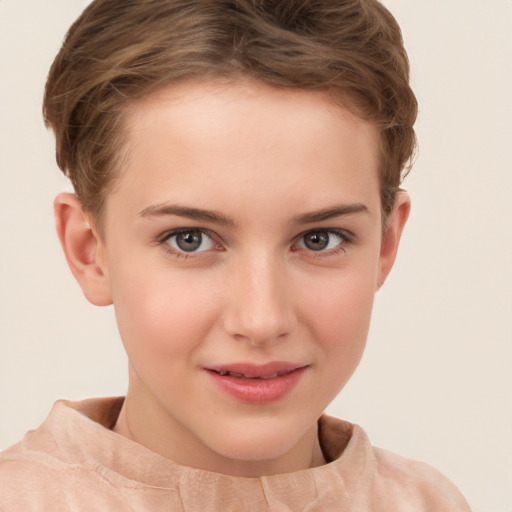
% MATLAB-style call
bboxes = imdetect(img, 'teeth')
[215,370,287,379]
[261,372,279,380]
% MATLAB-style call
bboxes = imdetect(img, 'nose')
[222,252,296,346]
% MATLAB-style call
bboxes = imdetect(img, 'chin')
[202,414,316,468]
[217,434,292,461]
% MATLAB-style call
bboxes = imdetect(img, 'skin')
[55,80,409,478]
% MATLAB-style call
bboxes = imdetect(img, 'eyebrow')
[138,203,236,226]
[138,202,369,226]
[292,203,370,224]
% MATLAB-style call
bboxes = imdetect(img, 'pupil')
[176,231,202,251]
[305,232,329,251]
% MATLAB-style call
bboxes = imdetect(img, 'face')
[70,80,408,476]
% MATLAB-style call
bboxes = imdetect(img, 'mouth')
[206,362,306,380]
[204,362,308,404]
[210,369,291,380]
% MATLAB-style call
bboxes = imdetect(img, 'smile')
[205,362,308,404]
[212,370,289,380]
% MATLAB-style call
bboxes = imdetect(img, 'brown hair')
[44,0,417,223]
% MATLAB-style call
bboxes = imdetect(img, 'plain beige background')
[0,1,511,510]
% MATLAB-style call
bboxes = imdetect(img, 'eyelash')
[293,228,353,256]
[157,228,221,259]
[157,227,354,259]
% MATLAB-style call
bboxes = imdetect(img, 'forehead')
[125,79,377,154]
[108,80,381,223]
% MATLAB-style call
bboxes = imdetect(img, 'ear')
[54,193,113,306]
[376,191,411,289]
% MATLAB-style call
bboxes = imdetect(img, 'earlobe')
[376,192,411,290]
[54,193,113,306]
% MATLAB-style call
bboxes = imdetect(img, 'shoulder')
[371,444,471,511]
[0,437,75,511]
[0,428,135,512]
[0,397,127,511]
[319,415,471,511]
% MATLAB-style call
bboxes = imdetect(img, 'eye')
[163,229,217,253]
[296,230,347,252]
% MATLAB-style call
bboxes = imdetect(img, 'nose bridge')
[224,249,295,345]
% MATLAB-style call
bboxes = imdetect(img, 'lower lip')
[206,367,307,405]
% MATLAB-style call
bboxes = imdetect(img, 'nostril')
[227,320,294,346]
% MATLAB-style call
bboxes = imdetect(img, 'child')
[0,0,471,510]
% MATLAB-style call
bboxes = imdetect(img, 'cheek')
[109,262,220,365]
[301,263,377,379]
[315,283,374,350]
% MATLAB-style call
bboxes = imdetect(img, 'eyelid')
[159,227,203,241]
[157,227,223,257]
[155,226,354,259]
[293,227,354,253]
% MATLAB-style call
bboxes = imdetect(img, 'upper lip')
[205,362,307,379]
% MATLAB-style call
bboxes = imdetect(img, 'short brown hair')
[44,0,417,223]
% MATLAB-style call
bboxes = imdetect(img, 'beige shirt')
[0,397,471,511]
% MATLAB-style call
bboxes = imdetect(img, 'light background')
[0,1,510,510]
